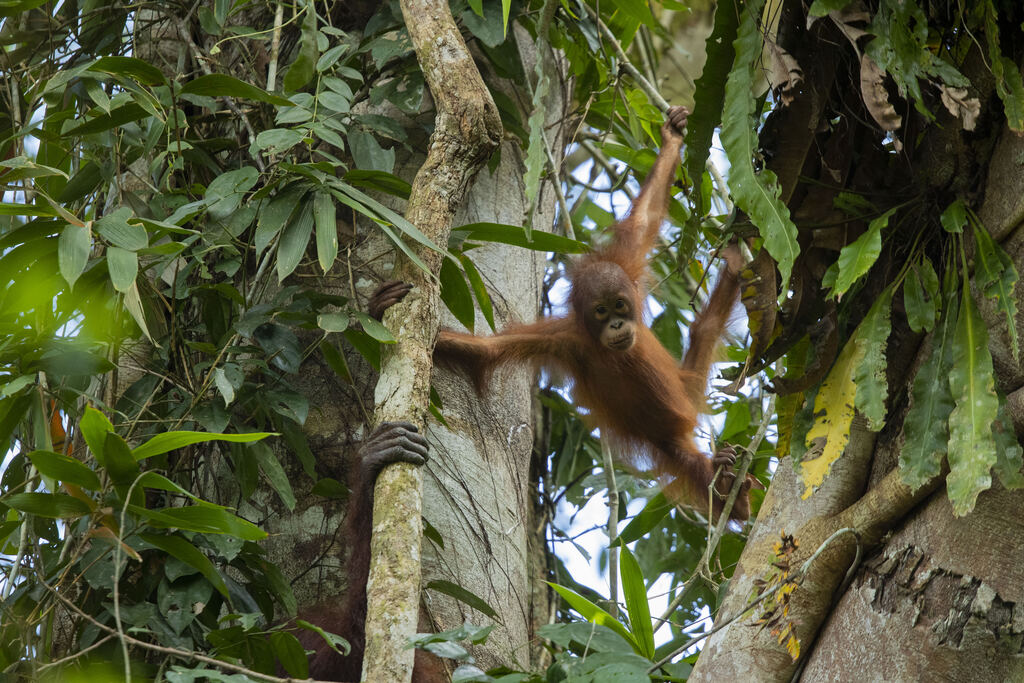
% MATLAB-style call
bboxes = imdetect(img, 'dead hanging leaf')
[860,55,902,131]
[940,85,981,131]
[765,39,804,106]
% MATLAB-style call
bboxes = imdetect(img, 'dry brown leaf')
[860,54,902,131]
[940,85,981,130]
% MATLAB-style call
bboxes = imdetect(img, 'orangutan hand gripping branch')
[434,106,757,521]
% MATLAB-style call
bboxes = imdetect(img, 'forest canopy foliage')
[1,0,1023,680]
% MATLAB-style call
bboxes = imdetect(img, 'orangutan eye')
[615,299,628,312]
[595,305,609,319]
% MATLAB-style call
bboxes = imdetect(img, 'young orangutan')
[434,106,757,521]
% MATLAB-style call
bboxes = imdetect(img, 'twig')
[601,440,620,618]
[267,1,285,91]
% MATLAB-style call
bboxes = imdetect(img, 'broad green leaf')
[249,442,296,511]
[992,398,1024,490]
[353,312,395,343]
[972,218,1020,362]
[277,200,314,281]
[26,450,101,490]
[619,547,654,659]
[313,191,338,273]
[65,102,148,135]
[425,580,500,620]
[983,1,1024,131]
[685,0,740,220]
[616,492,672,545]
[451,222,587,253]
[6,492,91,519]
[283,0,318,92]
[317,313,349,333]
[440,257,476,332]
[720,0,799,299]
[106,246,138,292]
[104,431,141,485]
[256,186,306,255]
[95,207,148,249]
[348,130,395,173]
[547,583,639,654]
[140,532,229,598]
[459,253,495,332]
[213,367,235,406]
[89,56,166,85]
[131,430,273,461]
[939,198,966,233]
[800,333,867,497]
[343,169,412,199]
[180,74,293,106]
[903,258,939,333]
[853,288,893,430]
[900,293,958,490]
[80,405,114,462]
[58,223,90,289]
[946,289,999,516]
[833,209,894,298]
[270,631,309,679]
[123,282,154,342]
[132,504,267,540]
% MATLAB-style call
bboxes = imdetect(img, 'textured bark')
[362,1,501,681]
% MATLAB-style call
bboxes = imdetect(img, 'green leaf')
[95,207,148,250]
[619,547,655,659]
[80,406,114,462]
[65,102,148,135]
[832,209,894,298]
[104,431,141,485]
[140,532,229,598]
[939,198,966,233]
[271,631,310,679]
[249,442,296,511]
[5,492,91,519]
[809,0,853,16]
[459,253,495,332]
[123,282,154,342]
[972,218,1020,362]
[720,0,799,299]
[946,288,999,515]
[283,0,318,92]
[344,169,412,199]
[547,583,639,655]
[992,397,1024,490]
[317,313,349,333]
[853,288,893,430]
[425,580,500,620]
[616,493,672,545]
[132,505,267,540]
[257,186,306,255]
[26,450,101,490]
[313,191,338,273]
[684,0,740,220]
[106,246,138,292]
[353,312,395,343]
[58,223,91,290]
[440,257,476,331]
[277,199,314,281]
[180,74,293,106]
[89,56,166,85]
[983,1,1024,132]
[903,258,939,333]
[900,292,958,490]
[348,130,395,173]
[131,430,273,461]
[451,222,587,253]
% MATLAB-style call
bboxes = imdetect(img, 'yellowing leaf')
[800,334,866,498]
